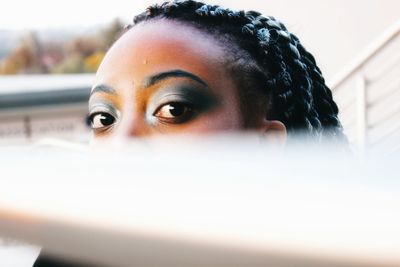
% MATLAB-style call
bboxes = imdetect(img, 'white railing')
[0,74,93,145]
[329,20,400,153]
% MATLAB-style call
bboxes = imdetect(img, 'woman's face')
[90,19,285,142]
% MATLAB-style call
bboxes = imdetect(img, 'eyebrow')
[145,70,209,88]
[90,84,117,96]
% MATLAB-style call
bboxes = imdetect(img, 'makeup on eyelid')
[88,78,220,134]
[147,85,218,114]
[146,84,219,126]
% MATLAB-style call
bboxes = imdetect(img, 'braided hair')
[127,0,346,142]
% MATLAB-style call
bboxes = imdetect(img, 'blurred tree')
[100,18,125,50]
[52,53,85,74]
[40,42,64,73]
[67,37,98,58]
[84,51,105,72]
[0,19,125,75]
[0,58,20,74]
[0,32,41,74]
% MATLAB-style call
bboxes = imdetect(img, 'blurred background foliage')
[0,19,124,75]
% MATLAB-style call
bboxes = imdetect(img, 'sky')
[1,0,400,80]
[0,0,154,29]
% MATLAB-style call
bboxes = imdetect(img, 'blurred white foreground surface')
[0,137,399,267]
[0,239,39,267]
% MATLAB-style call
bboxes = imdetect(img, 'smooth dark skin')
[89,19,286,144]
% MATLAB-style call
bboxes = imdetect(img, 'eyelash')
[153,102,196,125]
[88,112,117,133]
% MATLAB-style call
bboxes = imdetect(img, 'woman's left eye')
[89,112,116,130]
[153,102,195,124]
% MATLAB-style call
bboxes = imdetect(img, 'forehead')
[95,19,229,91]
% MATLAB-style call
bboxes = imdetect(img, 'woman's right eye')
[89,112,116,130]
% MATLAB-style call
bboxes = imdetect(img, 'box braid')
[128,0,346,142]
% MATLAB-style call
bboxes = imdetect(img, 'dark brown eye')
[154,103,194,124]
[89,112,116,130]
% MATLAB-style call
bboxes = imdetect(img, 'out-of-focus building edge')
[329,20,400,154]
[0,74,93,145]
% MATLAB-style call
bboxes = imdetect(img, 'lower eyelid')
[93,124,116,135]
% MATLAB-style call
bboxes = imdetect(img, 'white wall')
[141,0,400,80]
